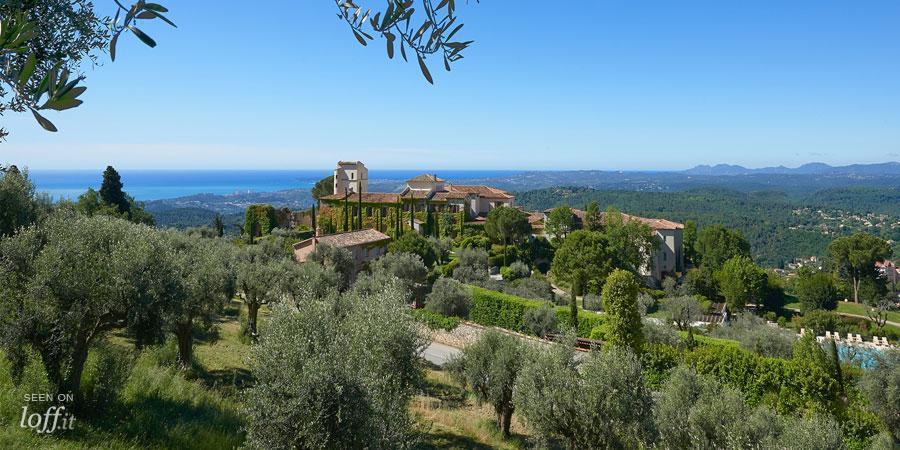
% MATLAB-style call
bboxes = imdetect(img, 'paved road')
[420,342,462,367]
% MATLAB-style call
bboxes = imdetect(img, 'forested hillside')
[516,186,899,267]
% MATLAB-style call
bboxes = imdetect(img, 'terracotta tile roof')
[539,208,682,231]
[407,173,445,183]
[447,185,513,199]
[527,212,544,225]
[431,191,468,200]
[336,160,363,166]
[295,229,391,249]
[608,213,683,230]
[320,192,401,203]
[400,190,430,199]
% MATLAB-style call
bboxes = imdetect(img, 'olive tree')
[654,366,778,449]
[244,279,425,449]
[0,212,171,400]
[370,251,428,291]
[159,231,235,369]
[452,247,489,284]
[0,166,50,237]
[859,350,900,440]
[514,342,655,449]
[448,330,525,438]
[280,260,341,308]
[308,243,355,290]
[425,277,471,317]
[236,240,291,338]
[663,295,703,331]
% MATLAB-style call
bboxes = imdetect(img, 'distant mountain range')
[682,162,900,176]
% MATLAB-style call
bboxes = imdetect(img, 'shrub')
[642,319,680,347]
[388,232,437,267]
[426,278,472,318]
[452,248,489,284]
[683,343,839,413]
[524,304,558,338]
[801,309,842,335]
[583,293,603,311]
[81,345,133,414]
[711,314,797,358]
[412,309,461,331]
[503,261,530,281]
[503,277,554,301]
[858,350,900,440]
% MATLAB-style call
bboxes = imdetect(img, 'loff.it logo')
[20,393,76,434]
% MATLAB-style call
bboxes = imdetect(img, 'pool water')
[836,344,886,368]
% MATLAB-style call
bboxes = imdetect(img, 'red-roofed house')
[540,208,684,282]
[293,228,391,273]
[317,161,514,235]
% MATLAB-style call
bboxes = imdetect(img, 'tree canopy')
[545,206,574,242]
[695,224,751,269]
[827,233,892,303]
[715,256,767,311]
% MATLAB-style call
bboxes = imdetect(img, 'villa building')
[317,161,514,235]
[293,228,391,273]
[541,208,684,282]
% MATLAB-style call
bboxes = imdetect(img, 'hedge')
[412,309,460,331]
[469,286,603,338]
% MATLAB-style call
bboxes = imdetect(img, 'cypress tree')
[570,285,579,332]
[310,204,316,232]
[426,201,434,237]
[213,214,224,237]
[357,192,363,230]
[410,201,415,230]
[99,165,130,214]
[342,189,349,232]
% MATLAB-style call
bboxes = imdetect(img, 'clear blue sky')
[3,0,899,170]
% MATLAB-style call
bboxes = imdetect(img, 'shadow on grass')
[415,429,498,450]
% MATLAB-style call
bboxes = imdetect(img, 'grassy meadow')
[0,299,524,449]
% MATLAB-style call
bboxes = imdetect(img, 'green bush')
[412,309,461,331]
[81,345,133,414]
[684,344,839,413]
[469,286,602,338]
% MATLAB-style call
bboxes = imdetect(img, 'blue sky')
[2,0,899,170]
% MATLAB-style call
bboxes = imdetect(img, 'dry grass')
[412,368,532,449]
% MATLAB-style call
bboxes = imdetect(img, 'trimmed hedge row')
[469,286,603,338]
[412,309,460,331]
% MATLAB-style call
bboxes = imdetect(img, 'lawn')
[835,301,900,324]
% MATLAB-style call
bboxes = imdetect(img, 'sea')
[27,169,523,201]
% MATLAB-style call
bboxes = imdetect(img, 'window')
[350,172,354,180]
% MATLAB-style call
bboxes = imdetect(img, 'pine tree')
[99,165,130,214]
